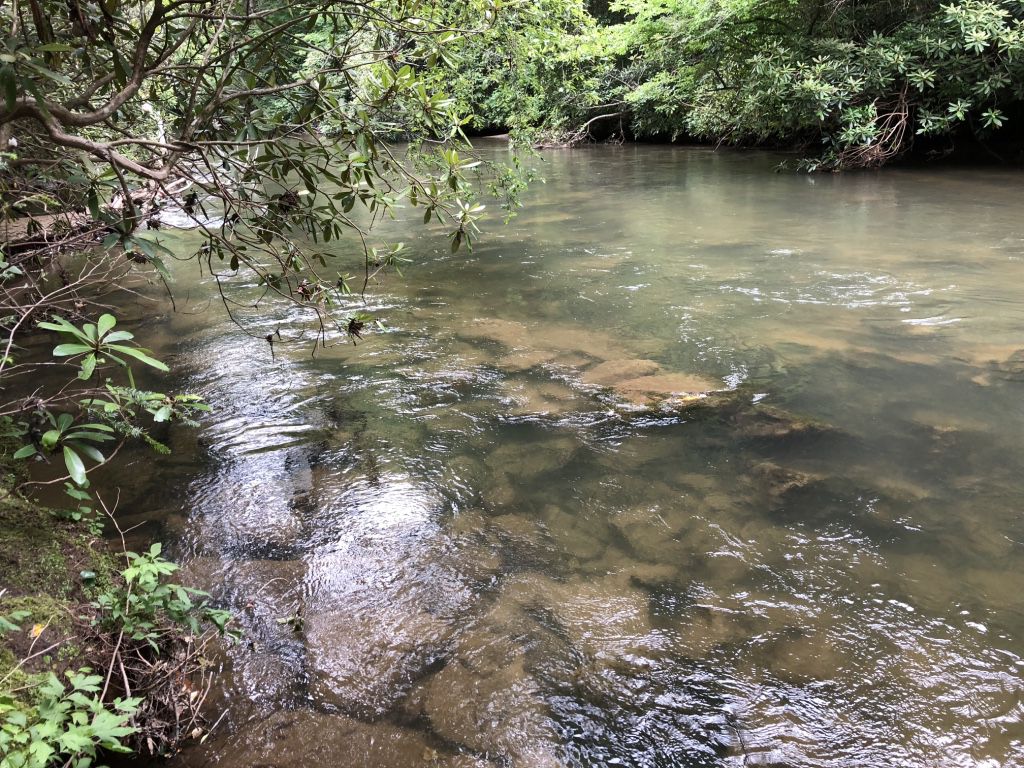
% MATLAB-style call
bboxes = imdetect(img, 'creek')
[108,144,1024,767]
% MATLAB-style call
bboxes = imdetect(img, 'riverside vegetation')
[443,0,1024,168]
[2,0,521,762]
[1,0,1023,766]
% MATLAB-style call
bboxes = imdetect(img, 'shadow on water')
[93,145,1024,767]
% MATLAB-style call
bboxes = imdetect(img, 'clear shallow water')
[106,145,1024,767]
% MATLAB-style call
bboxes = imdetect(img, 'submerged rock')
[499,573,654,662]
[422,656,563,767]
[500,348,562,372]
[485,435,580,479]
[300,503,481,717]
[186,709,486,768]
[732,405,840,443]
[672,601,771,659]
[306,607,454,717]
[611,505,686,564]
[498,378,583,416]
[457,317,531,348]
[614,373,721,401]
[419,569,659,766]
[485,512,559,569]
[608,503,726,568]
[580,358,662,387]
[594,548,682,589]
[180,559,308,723]
[986,347,1024,378]
[420,590,567,767]
[749,462,823,511]
[540,504,609,563]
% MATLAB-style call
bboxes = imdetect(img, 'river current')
[109,145,1024,767]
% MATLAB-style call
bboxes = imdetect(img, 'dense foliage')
[451,0,1024,167]
[1,0,519,485]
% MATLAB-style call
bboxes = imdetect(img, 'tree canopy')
[449,0,1024,168]
[1,0,511,340]
[1,0,528,496]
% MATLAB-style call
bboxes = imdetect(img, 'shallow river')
[115,145,1024,767]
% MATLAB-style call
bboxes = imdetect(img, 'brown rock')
[580,358,661,387]
[611,373,720,406]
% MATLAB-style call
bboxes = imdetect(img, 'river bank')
[0,442,230,765]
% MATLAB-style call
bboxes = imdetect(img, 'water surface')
[114,145,1024,767]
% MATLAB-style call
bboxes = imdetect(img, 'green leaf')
[87,187,100,221]
[63,431,114,442]
[104,344,169,371]
[67,442,105,464]
[12,444,37,459]
[97,314,116,338]
[79,353,97,380]
[53,343,92,357]
[38,316,79,333]
[63,446,87,485]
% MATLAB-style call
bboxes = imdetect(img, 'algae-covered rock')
[733,404,840,442]
[750,462,823,510]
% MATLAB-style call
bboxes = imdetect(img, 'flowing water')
[107,145,1024,767]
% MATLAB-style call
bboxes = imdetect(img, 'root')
[835,87,911,169]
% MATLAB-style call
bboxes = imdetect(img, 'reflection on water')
[110,146,1024,767]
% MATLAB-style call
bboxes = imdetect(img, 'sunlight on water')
[105,145,1024,767]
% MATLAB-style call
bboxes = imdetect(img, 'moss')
[0,448,119,706]
[0,594,70,631]
[0,444,223,762]
[0,494,73,598]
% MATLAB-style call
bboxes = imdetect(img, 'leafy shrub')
[92,544,232,648]
[0,670,139,768]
